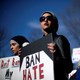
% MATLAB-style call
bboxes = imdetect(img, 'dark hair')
[11,35,29,48]
[41,11,58,33]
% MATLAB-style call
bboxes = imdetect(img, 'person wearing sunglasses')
[39,11,73,80]
[10,35,29,56]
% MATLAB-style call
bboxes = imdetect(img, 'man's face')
[40,13,53,31]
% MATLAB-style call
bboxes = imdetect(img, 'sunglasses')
[39,16,53,22]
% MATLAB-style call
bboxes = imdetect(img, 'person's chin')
[43,26,48,30]
[44,25,49,28]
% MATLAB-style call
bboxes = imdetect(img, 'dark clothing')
[51,33,73,80]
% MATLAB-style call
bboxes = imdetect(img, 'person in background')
[10,35,29,56]
[39,11,73,80]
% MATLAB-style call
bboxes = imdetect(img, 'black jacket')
[52,34,73,80]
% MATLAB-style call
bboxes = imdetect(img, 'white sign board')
[72,48,80,63]
[0,56,20,80]
[0,50,54,80]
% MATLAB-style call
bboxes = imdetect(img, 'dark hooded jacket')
[52,33,73,80]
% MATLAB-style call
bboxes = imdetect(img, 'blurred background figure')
[10,35,29,56]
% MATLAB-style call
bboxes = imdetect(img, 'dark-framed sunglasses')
[39,16,53,22]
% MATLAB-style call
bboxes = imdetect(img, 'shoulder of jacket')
[55,35,69,43]
[57,35,67,39]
